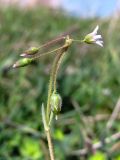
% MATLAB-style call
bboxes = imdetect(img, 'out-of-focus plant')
[13,26,103,160]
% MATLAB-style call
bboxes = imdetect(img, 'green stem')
[38,36,65,50]
[45,35,73,160]
[46,50,63,123]
[72,39,84,43]
[46,129,55,160]
[53,46,69,92]
[45,49,66,160]
[42,104,55,160]
[30,45,66,60]
[46,43,71,123]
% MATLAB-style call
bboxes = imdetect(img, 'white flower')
[83,25,103,47]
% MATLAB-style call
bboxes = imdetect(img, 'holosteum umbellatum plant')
[13,26,103,160]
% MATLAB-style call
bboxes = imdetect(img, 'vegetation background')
[0,6,120,160]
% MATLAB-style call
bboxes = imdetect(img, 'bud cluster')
[12,47,39,68]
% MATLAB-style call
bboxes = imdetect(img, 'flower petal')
[94,35,102,40]
[96,40,103,47]
[92,25,99,35]
[98,40,104,44]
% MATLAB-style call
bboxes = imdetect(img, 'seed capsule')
[20,47,39,57]
[50,93,62,115]
[13,58,33,68]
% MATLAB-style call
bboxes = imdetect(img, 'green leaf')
[89,151,106,160]
[20,137,42,159]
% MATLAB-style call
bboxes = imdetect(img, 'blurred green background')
[0,7,120,160]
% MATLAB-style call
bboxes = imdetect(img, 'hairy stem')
[45,36,73,160]
[46,44,70,123]
[45,45,70,160]
[26,45,66,59]
[46,129,55,160]
[53,45,69,92]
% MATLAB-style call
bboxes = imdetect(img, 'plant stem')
[46,129,55,160]
[26,45,66,59]
[38,36,65,50]
[42,104,54,160]
[53,45,68,92]
[46,44,70,123]
[45,50,66,160]
[45,35,73,160]
[72,39,84,43]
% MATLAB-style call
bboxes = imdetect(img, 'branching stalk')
[45,36,72,160]
[13,26,104,160]
[46,36,72,124]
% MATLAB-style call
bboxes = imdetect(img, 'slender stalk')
[42,104,55,160]
[46,64,55,123]
[46,43,71,123]
[46,129,55,160]
[46,52,66,160]
[46,52,62,123]
[53,46,69,92]
[38,36,65,50]
[44,46,67,160]
[45,36,73,160]
[72,39,84,43]
[52,35,73,92]
[27,45,66,60]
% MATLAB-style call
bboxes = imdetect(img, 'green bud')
[83,34,94,44]
[13,58,33,68]
[20,47,39,57]
[83,35,93,44]
[50,93,62,115]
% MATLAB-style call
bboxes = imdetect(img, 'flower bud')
[83,25,103,47]
[13,58,33,68]
[50,93,62,115]
[20,47,39,57]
